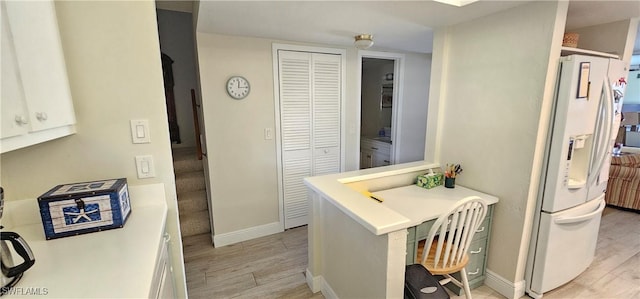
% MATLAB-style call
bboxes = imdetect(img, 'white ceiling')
[193,0,528,53]
[157,0,640,54]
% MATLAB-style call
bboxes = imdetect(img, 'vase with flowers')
[445,163,463,188]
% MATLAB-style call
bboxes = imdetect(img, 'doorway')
[358,52,404,169]
[156,8,214,242]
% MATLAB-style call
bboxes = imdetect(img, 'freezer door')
[529,195,606,296]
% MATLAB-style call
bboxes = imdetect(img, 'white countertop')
[304,161,499,235]
[362,136,392,144]
[1,183,168,298]
[374,184,499,227]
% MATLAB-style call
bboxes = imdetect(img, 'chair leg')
[460,268,472,299]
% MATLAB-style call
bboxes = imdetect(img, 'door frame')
[356,50,405,167]
[271,43,347,230]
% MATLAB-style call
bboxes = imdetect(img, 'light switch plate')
[130,120,151,144]
[264,128,273,140]
[135,155,155,179]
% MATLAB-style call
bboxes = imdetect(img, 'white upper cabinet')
[1,0,76,153]
[1,8,29,139]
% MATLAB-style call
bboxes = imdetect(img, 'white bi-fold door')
[277,50,342,229]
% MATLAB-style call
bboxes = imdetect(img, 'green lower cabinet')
[443,237,488,295]
[416,219,436,240]
[406,227,416,264]
[405,205,494,295]
[474,217,490,240]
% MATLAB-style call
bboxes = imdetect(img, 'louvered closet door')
[279,51,313,229]
[311,53,341,176]
[278,50,341,229]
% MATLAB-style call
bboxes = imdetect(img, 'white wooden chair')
[416,196,488,299]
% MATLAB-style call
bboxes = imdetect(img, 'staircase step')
[173,157,203,174]
[172,147,210,238]
[179,210,211,237]
[178,190,208,215]
[172,148,203,174]
[176,171,206,194]
[172,146,197,158]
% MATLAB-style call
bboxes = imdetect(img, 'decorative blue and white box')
[38,178,131,240]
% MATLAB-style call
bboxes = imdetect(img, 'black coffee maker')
[0,187,36,296]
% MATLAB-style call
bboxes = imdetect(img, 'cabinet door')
[372,151,391,167]
[152,234,176,299]
[5,0,75,132]
[158,261,176,299]
[360,150,373,169]
[1,4,30,139]
[157,236,176,299]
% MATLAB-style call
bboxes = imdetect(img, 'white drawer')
[361,138,391,155]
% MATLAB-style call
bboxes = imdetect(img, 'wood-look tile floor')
[183,207,640,299]
[537,206,640,299]
[183,225,323,299]
[449,207,640,299]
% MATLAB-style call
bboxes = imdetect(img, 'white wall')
[427,1,567,292]
[571,18,640,64]
[571,19,639,109]
[194,31,431,240]
[308,190,404,297]
[195,33,281,236]
[0,1,187,297]
[396,53,430,163]
[344,47,362,171]
[156,9,198,148]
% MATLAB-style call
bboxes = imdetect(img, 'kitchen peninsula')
[304,161,499,298]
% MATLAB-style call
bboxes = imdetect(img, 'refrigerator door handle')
[555,198,606,224]
[587,78,614,187]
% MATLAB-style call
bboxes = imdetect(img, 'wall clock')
[226,76,251,100]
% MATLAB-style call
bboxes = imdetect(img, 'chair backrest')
[420,196,488,269]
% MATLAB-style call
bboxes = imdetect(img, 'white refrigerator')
[525,54,629,298]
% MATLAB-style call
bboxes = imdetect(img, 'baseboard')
[485,270,526,299]
[212,221,282,247]
[321,277,338,299]
[304,269,338,299]
[305,269,322,293]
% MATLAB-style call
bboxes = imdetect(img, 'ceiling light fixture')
[354,34,374,50]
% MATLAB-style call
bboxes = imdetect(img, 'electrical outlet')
[135,155,155,179]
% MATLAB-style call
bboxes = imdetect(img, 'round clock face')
[226,76,250,99]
